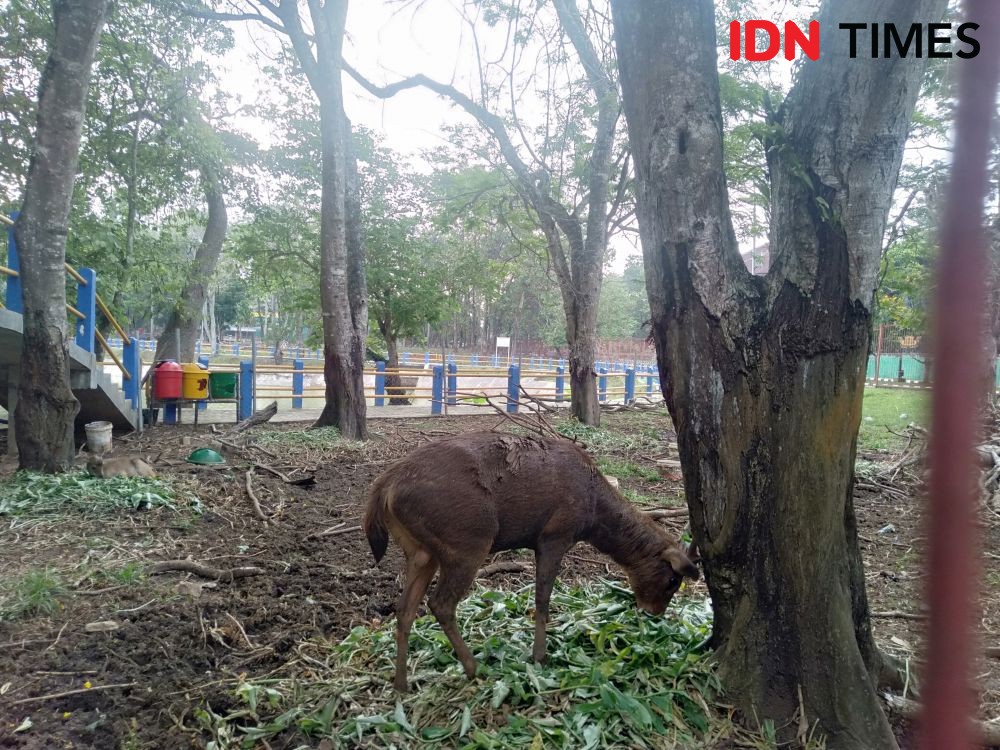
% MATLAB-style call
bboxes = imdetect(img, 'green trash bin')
[209,371,238,399]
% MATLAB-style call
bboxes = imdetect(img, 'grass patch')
[858,387,927,452]
[554,420,662,455]
[0,471,198,517]
[1,568,66,620]
[597,458,661,482]
[108,562,146,585]
[196,583,719,749]
[253,427,342,449]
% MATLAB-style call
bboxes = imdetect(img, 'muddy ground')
[0,411,997,749]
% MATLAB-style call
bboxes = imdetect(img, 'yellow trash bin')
[181,362,210,400]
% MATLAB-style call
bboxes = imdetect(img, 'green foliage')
[1,568,66,620]
[195,583,718,748]
[598,257,648,340]
[0,471,197,517]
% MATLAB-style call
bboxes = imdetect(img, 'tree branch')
[187,8,286,35]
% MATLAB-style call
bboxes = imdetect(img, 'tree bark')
[155,160,227,363]
[612,1,943,747]
[273,0,367,439]
[14,0,109,472]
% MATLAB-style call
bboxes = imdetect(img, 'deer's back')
[378,432,603,554]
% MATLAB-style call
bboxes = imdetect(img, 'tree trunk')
[14,0,108,472]
[612,0,943,747]
[155,161,227,363]
[565,295,600,425]
[384,334,410,405]
[312,99,368,438]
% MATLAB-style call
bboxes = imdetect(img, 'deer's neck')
[584,486,662,568]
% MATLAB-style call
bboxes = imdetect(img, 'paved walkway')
[158,402,570,425]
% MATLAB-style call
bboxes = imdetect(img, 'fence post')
[402,351,410,365]
[492,353,498,368]
[599,367,608,402]
[292,359,304,409]
[123,337,141,409]
[232,342,239,356]
[556,364,565,403]
[446,362,457,406]
[375,361,386,407]
[5,212,22,313]
[239,360,253,420]
[424,351,430,366]
[73,267,97,353]
[647,365,655,395]
[431,364,444,415]
[625,367,635,403]
[196,340,201,357]
[197,355,209,411]
[507,364,520,413]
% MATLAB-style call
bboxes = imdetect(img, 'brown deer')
[86,454,157,478]
[363,431,699,692]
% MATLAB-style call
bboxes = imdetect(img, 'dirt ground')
[0,412,997,749]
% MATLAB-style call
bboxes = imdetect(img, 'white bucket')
[84,421,113,456]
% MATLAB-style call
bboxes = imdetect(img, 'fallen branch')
[871,610,926,621]
[147,560,265,582]
[9,682,138,706]
[253,463,292,482]
[303,523,362,541]
[642,507,688,520]
[244,470,270,524]
[986,645,1000,659]
[229,401,278,434]
[883,693,1000,747]
[477,561,530,578]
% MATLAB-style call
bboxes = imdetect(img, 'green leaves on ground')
[199,583,717,749]
[0,471,197,517]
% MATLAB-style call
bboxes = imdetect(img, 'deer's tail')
[363,474,393,563]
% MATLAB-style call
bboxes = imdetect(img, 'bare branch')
[187,8,286,35]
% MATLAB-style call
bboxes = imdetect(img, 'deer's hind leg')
[394,547,439,692]
[428,549,488,679]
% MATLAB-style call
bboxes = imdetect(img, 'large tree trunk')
[155,161,227,362]
[14,0,108,472]
[277,0,367,439]
[613,0,942,747]
[311,99,368,438]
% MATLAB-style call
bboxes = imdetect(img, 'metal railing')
[2,212,143,417]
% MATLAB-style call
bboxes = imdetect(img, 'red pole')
[874,323,885,387]
[921,4,1000,749]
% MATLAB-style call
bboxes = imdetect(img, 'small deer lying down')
[86,454,156,478]
[364,431,699,692]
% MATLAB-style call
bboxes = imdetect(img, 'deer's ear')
[663,547,700,580]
